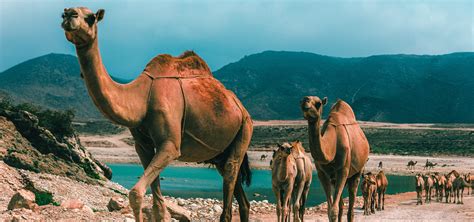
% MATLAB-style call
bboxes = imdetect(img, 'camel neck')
[307,117,336,164]
[277,157,292,181]
[75,38,149,127]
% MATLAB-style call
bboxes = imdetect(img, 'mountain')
[1,52,473,123]
[214,51,474,123]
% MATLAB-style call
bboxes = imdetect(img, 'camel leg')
[273,187,282,222]
[346,173,360,222]
[330,164,349,221]
[283,183,293,222]
[317,171,334,219]
[292,177,305,222]
[129,129,180,222]
[218,119,252,222]
[299,182,310,221]
[216,166,250,222]
[338,197,343,221]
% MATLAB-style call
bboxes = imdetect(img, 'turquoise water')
[109,164,414,207]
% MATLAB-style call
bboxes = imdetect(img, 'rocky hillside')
[0,108,111,183]
[214,51,474,123]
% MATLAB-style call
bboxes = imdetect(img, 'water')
[109,164,414,207]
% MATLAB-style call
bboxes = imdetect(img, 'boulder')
[107,196,127,212]
[142,201,191,222]
[7,189,38,211]
[60,199,84,209]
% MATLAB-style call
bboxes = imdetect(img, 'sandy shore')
[81,130,474,175]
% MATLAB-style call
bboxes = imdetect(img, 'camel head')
[300,96,327,122]
[61,7,104,46]
[276,142,294,157]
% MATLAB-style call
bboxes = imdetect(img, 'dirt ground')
[245,193,474,222]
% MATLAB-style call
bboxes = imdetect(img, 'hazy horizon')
[1,0,473,78]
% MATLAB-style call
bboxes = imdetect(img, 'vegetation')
[73,120,124,135]
[34,191,59,206]
[250,125,474,157]
[0,97,75,139]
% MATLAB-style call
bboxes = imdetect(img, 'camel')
[445,170,458,203]
[465,173,473,195]
[406,160,417,170]
[378,161,383,169]
[290,140,313,222]
[361,172,377,215]
[415,174,424,205]
[424,160,437,170]
[433,173,446,202]
[61,7,253,222]
[300,97,369,222]
[271,143,297,222]
[453,174,472,204]
[260,154,268,161]
[376,171,388,210]
[423,174,434,203]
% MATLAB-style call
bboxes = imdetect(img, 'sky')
[0,0,473,79]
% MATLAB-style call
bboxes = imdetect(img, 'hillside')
[1,52,473,122]
[214,51,474,123]
[0,53,102,120]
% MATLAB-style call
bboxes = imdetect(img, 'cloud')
[1,0,472,78]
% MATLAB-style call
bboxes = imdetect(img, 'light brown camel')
[361,172,377,216]
[61,7,253,222]
[433,173,446,202]
[423,174,434,203]
[290,140,313,222]
[376,171,388,210]
[415,174,424,205]
[271,143,297,222]
[407,160,417,170]
[445,170,458,203]
[300,97,369,222]
[465,173,473,195]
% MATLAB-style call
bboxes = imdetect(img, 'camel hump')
[143,51,212,78]
[326,99,357,125]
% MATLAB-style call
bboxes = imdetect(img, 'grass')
[73,120,125,135]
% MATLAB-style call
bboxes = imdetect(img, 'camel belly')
[177,78,243,162]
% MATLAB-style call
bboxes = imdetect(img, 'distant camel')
[376,171,388,210]
[272,143,297,222]
[407,161,417,170]
[464,173,473,195]
[424,161,438,170]
[423,175,434,203]
[445,170,459,203]
[361,172,377,215]
[260,154,268,161]
[415,174,424,205]
[453,174,472,204]
[433,173,446,202]
[378,161,383,169]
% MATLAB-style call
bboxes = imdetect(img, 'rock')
[177,198,186,206]
[262,200,269,204]
[212,204,222,212]
[7,189,38,211]
[107,196,127,211]
[61,199,84,209]
[166,200,192,222]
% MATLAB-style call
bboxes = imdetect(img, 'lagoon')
[109,164,414,207]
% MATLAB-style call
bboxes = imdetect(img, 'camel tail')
[239,153,252,186]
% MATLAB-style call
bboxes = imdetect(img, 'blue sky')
[1,0,473,79]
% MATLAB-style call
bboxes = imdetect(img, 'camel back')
[143,51,212,78]
[322,99,358,132]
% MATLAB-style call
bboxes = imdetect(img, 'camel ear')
[96,9,105,22]
[322,97,328,105]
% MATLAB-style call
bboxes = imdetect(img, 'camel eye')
[315,102,321,109]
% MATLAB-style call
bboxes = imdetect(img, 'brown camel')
[361,172,377,216]
[465,173,473,195]
[415,174,424,205]
[433,173,446,202]
[271,143,297,222]
[423,174,434,203]
[300,97,369,222]
[260,154,268,161]
[445,170,458,203]
[406,160,417,170]
[290,140,313,222]
[376,171,388,210]
[61,7,253,222]
[453,174,472,204]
